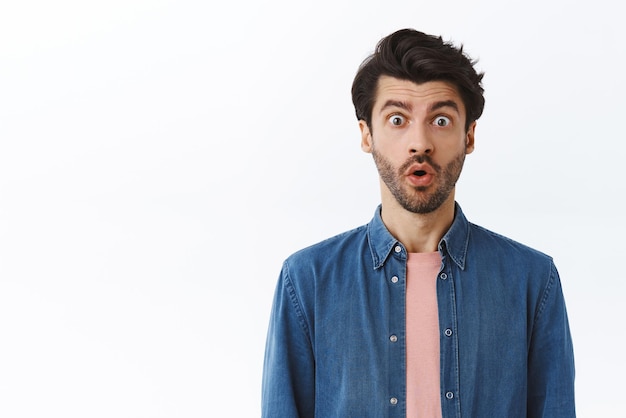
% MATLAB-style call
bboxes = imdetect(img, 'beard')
[372,148,466,214]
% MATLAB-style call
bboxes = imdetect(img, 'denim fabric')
[262,204,575,417]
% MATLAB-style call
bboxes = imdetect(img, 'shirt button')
[446,391,454,400]
[391,276,398,283]
[390,397,398,405]
[389,334,398,342]
[394,245,402,253]
[439,272,447,280]
[444,328,453,337]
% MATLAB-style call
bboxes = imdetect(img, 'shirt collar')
[366,203,469,270]
[439,202,469,270]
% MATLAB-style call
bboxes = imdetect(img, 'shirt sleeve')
[527,262,576,417]
[261,261,315,418]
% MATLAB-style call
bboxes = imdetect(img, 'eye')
[434,116,451,127]
[388,114,406,127]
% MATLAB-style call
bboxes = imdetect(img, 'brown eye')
[389,115,406,126]
[434,116,450,127]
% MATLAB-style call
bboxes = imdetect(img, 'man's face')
[359,76,475,214]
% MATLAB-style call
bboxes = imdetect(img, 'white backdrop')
[1,1,623,416]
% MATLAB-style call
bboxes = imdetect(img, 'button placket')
[438,264,460,417]
[385,257,404,415]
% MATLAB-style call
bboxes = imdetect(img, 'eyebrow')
[428,100,460,114]
[379,100,412,114]
[379,99,460,115]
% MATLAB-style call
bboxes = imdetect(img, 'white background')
[1,1,623,416]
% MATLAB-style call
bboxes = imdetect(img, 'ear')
[465,121,476,154]
[359,120,373,153]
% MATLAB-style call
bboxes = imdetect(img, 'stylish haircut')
[351,28,485,132]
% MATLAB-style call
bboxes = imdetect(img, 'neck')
[380,189,456,253]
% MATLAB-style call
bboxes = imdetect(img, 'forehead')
[373,75,465,113]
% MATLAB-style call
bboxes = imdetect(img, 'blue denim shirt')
[262,204,575,417]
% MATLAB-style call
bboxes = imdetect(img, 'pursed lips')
[405,163,434,177]
[405,163,435,186]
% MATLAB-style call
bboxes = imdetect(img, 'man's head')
[352,29,485,215]
[351,28,485,133]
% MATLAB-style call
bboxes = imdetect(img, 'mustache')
[399,154,441,173]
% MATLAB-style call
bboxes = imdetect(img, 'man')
[262,28,575,417]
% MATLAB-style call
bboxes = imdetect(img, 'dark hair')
[351,28,485,131]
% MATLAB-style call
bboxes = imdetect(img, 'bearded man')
[262,28,576,418]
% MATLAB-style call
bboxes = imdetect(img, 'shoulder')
[468,221,554,267]
[277,224,370,301]
[462,222,561,311]
[285,224,368,268]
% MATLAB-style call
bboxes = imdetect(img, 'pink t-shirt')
[406,252,442,418]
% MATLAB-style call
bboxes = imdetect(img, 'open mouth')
[413,170,427,177]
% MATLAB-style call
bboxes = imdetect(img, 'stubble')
[372,149,466,214]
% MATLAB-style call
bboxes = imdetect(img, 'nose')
[407,124,433,155]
